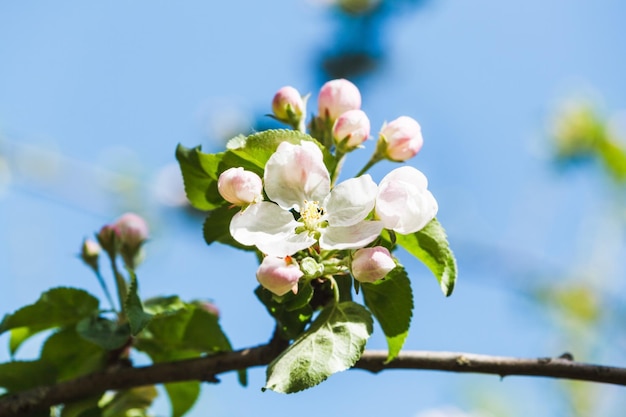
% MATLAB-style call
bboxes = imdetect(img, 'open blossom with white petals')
[218,167,263,206]
[375,166,438,234]
[230,141,383,257]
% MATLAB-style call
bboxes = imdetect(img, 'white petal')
[375,167,438,234]
[229,202,315,256]
[319,220,383,250]
[324,175,377,227]
[264,141,331,210]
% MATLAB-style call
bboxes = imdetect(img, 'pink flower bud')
[218,167,263,206]
[380,116,424,162]
[114,212,149,249]
[272,86,305,122]
[333,109,370,148]
[97,224,118,253]
[256,256,303,296]
[318,79,361,121]
[351,246,395,283]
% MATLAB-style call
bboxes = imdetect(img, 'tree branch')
[1,346,625,417]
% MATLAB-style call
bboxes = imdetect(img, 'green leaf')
[60,396,103,417]
[164,381,201,417]
[124,274,152,336]
[254,286,313,340]
[76,316,131,350]
[100,386,158,417]
[0,287,100,355]
[361,266,413,362]
[395,218,457,296]
[41,327,107,381]
[264,301,373,393]
[226,129,308,169]
[175,144,225,211]
[226,129,337,176]
[0,360,57,392]
[135,302,233,362]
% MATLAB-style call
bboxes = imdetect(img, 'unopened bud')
[114,213,149,269]
[351,246,395,283]
[218,167,263,206]
[115,213,149,249]
[318,79,361,122]
[80,238,101,271]
[379,116,423,162]
[272,86,305,124]
[97,224,118,254]
[333,109,370,149]
[256,256,303,296]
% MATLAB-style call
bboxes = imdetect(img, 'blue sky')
[1,1,626,416]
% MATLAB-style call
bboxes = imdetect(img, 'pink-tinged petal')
[375,166,438,234]
[324,175,377,227]
[333,109,370,147]
[229,202,315,256]
[256,256,303,296]
[351,246,396,283]
[380,116,424,162]
[217,167,263,206]
[256,257,302,296]
[319,220,383,250]
[318,79,361,121]
[264,141,330,210]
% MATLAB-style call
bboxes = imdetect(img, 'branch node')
[456,355,470,366]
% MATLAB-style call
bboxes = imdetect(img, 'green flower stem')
[92,269,117,312]
[328,276,341,304]
[108,254,127,315]
[356,153,384,177]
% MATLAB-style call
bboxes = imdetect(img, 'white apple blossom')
[230,141,383,257]
[375,166,438,234]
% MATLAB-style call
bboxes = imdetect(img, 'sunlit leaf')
[164,381,201,417]
[264,301,373,393]
[0,287,99,355]
[361,266,413,362]
[394,218,457,296]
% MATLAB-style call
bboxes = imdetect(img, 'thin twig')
[1,347,625,417]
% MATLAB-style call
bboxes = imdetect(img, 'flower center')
[300,200,325,231]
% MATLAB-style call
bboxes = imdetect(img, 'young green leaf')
[361,266,413,362]
[175,144,225,211]
[0,287,99,355]
[254,286,313,340]
[164,381,201,417]
[395,218,457,296]
[125,274,152,336]
[76,315,131,350]
[264,301,373,393]
[41,327,107,381]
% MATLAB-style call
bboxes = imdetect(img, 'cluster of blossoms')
[219,79,437,295]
